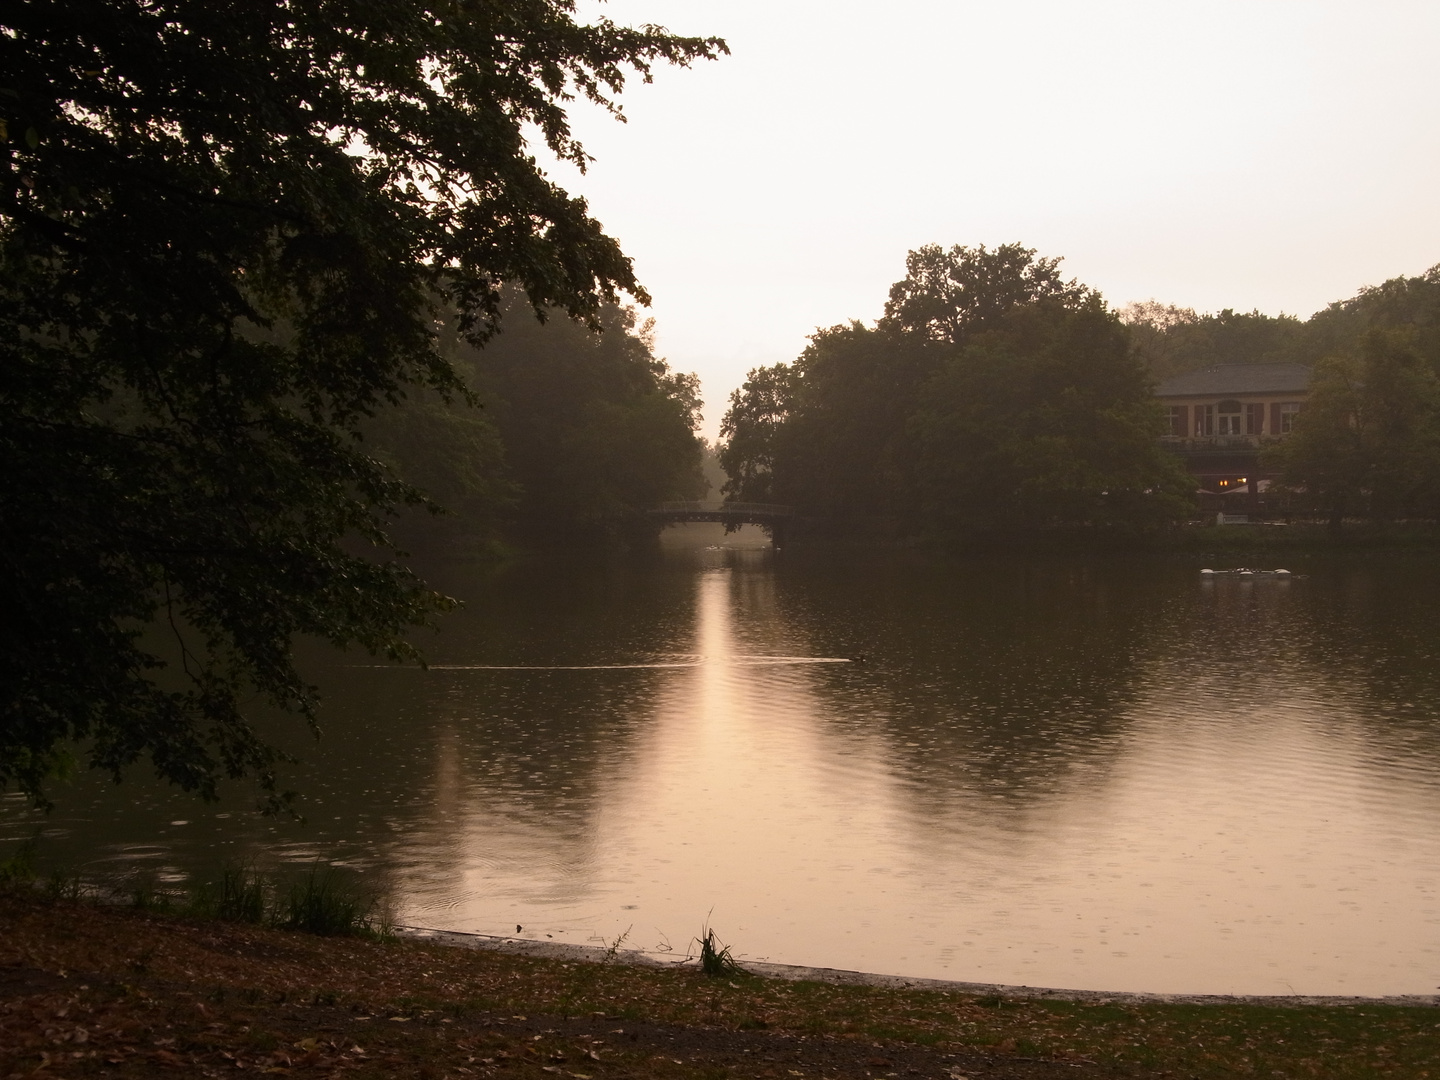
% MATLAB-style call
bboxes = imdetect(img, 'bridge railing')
[652,501,795,517]
[720,502,795,517]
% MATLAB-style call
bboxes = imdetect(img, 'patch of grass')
[188,862,388,938]
[2,889,1437,1080]
[0,835,38,886]
[189,861,269,923]
[42,868,85,902]
[556,926,631,1017]
[127,870,174,912]
[9,853,389,941]
[278,866,376,937]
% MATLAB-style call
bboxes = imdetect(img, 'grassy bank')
[2,890,1435,1079]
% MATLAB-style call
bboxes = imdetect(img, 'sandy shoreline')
[393,923,1440,1010]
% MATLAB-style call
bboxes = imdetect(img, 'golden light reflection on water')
[6,542,1440,995]
[380,552,1440,996]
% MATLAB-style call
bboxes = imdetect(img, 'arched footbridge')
[647,501,795,544]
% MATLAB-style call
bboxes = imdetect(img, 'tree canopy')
[881,242,1092,345]
[1119,263,1440,525]
[1263,267,1440,523]
[0,0,725,808]
[1267,330,1440,523]
[1120,264,1440,383]
[720,244,1193,538]
[382,296,706,550]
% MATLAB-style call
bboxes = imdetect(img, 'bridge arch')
[647,501,795,545]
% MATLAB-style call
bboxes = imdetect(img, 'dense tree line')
[1121,265,1440,384]
[371,298,705,553]
[0,0,724,809]
[1125,265,1440,522]
[719,244,1194,539]
[1266,269,1440,523]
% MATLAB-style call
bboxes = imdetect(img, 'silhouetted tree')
[718,363,796,503]
[720,244,1192,536]
[881,242,1091,344]
[0,0,725,808]
[1269,329,1440,523]
[460,302,707,544]
[908,298,1194,534]
[1119,303,1306,380]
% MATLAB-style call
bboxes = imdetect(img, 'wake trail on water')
[351,655,853,671]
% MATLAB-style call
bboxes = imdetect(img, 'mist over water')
[6,526,1440,995]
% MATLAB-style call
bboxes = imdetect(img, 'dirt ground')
[4,891,1435,1079]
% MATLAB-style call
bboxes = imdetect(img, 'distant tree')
[718,363,796,503]
[698,439,728,503]
[765,322,939,520]
[360,385,516,557]
[1269,329,1440,524]
[909,299,1194,534]
[1117,300,1199,376]
[880,242,1091,345]
[719,244,1194,536]
[1122,265,1440,385]
[454,302,707,544]
[1119,303,1305,380]
[0,0,725,809]
[1301,264,1440,372]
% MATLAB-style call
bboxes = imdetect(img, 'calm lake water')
[5,526,1440,996]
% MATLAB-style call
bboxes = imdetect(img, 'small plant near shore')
[43,869,86,902]
[187,862,268,923]
[184,861,386,938]
[695,923,744,977]
[215,862,268,923]
[279,867,375,936]
[0,836,38,886]
[556,926,632,1017]
[128,870,174,912]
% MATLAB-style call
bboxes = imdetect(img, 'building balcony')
[1160,435,1285,450]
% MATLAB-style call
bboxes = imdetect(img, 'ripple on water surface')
[4,552,1440,994]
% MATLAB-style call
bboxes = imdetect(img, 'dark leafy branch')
[0,0,725,808]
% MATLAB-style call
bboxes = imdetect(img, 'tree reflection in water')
[3,543,1440,996]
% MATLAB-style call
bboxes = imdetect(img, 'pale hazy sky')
[547,1,1440,438]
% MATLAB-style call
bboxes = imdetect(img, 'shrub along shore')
[2,887,1436,1080]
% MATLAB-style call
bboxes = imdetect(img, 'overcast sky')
[547,0,1440,438]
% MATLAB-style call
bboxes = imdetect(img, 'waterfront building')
[1154,363,1311,493]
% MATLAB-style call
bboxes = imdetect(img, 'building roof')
[1155,363,1312,398]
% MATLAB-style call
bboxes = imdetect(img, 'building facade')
[1154,363,1311,493]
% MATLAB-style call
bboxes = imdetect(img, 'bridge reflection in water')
[647,501,794,545]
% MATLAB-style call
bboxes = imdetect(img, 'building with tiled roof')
[1155,363,1311,493]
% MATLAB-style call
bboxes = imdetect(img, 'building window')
[1166,406,1187,436]
[1245,402,1264,435]
[1280,401,1302,433]
[1216,399,1243,436]
[1194,404,1215,437]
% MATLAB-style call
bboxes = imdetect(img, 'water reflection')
[3,540,1440,995]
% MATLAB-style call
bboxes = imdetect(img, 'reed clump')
[1,853,387,940]
[191,863,389,937]
[696,924,745,977]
